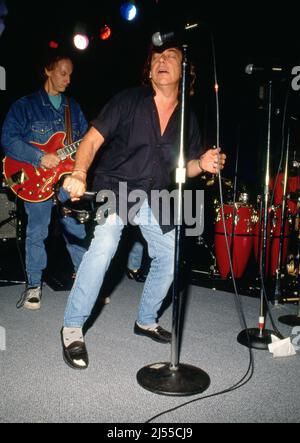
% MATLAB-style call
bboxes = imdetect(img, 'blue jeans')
[24,199,86,287]
[64,200,175,327]
[127,241,144,270]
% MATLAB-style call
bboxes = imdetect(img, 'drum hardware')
[278,229,300,325]
[206,176,215,186]
[287,255,300,276]
[272,130,297,305]
[251,210,259,225]
[238,192,249,205]
[193,235,219,278]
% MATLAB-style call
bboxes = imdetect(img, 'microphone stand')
[137,45,210,395]
[237,80,277,349]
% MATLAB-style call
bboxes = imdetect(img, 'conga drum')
[271,173,300,216]
[214,204,254,279]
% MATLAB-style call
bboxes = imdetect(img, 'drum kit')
[211,162,299,295]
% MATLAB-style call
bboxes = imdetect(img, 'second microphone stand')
[237,80,278,349]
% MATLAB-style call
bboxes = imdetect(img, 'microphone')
[245,64,286,75]
[152,22,199,47]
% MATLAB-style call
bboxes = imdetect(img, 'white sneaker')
[23,287,42,310]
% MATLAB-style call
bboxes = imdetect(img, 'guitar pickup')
[5,169,28,187]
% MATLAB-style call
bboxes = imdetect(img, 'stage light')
[73,33,89,50]
[49,40,59,49]
[120,1,138,22]
[99,25,111,41]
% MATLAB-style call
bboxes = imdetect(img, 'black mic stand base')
[278,315,300,326]
[237,328,275,350]
[137,362,210,397]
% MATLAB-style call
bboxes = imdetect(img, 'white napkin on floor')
[268,335,297,358]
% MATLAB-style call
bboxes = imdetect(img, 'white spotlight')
[73,34,89,50]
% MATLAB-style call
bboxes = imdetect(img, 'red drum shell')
[271,173,300,216]
[214,204,254,279]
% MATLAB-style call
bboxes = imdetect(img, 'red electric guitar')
[3,132,82,202]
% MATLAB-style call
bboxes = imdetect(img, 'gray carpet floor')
[0,279,299,423]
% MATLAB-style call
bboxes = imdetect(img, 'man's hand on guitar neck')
[40,153,61,169]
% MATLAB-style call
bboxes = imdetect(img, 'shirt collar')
[39,88,67,107]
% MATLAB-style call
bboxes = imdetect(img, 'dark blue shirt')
[91,86,202,195]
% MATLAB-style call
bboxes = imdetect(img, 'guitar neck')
[57,139,82,160]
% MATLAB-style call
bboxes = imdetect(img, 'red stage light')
[49,41,59,49]
[99,25,111,41]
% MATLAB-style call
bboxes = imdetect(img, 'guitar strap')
[64,97,73,145]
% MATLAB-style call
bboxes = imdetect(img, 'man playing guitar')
[1,54,88,310]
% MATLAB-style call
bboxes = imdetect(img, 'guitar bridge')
[5,169,28,187]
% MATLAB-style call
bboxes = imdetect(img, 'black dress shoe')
[61,336,89,370]
[126,268,147,283]
[126,268,139,280]
[134,322,171,344]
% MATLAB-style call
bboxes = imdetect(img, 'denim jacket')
[1,88,88,167]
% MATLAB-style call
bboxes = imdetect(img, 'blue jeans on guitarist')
[24,196,86,289]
